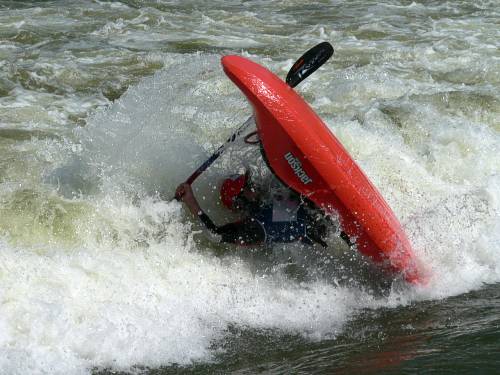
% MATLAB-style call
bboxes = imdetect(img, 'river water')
[0,1,499,374]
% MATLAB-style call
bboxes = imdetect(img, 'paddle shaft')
[185,116,254,185]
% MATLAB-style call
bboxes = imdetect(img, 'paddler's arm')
[175,183,219,233]
[175,183,265,245]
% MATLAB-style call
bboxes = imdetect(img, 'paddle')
[178,42,334,196]
[286,41,334,87]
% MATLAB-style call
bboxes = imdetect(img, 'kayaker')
[175,172,328,247]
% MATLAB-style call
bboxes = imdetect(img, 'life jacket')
[252,194,311,245]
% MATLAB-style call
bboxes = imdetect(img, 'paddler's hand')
[175,182,194,202]
[175,183,187,201]
[175,182,203,216]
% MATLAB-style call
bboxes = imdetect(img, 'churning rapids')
[0,1,499,374]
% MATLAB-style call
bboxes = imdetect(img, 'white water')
[1,1,499,374]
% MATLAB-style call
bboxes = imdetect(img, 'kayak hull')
[222,55,421,283]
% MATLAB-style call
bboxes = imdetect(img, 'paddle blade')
[286,42,334,88]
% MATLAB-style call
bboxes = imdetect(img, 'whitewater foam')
[0,1,499,373]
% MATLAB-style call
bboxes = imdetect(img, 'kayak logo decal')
[284,152,312,185]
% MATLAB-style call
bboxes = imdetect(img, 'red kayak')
[222,55,422,284]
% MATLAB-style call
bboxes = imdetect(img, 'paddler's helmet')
[220,174,248,209]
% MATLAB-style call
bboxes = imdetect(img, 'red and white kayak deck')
[222,55,422,284]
